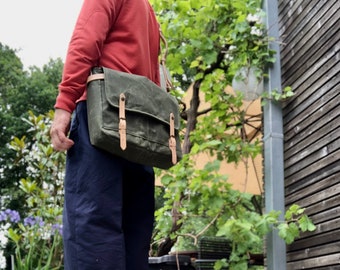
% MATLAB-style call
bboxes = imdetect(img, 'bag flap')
[102,67,180,129]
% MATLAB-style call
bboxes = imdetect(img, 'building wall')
[180,86,263,195]
[279,0,340,268]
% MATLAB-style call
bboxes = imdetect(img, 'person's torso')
[56,0,161,112]
[99,0,160,83]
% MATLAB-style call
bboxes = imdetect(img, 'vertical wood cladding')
[279,0,340,268]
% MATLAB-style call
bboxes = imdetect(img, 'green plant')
[0,111,65,269]
[1,207,62,270]
[261,86,294,104]
[215,204,315,269]
[152,158,315,268]
[149,1,311,268]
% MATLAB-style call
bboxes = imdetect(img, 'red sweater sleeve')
[55,0,160,113]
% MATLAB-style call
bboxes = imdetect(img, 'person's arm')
[55,0,121,113]
[51,0,122,152]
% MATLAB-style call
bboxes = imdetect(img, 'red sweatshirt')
[55,0,160,113]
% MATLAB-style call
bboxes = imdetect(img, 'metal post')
[262,0,287,269]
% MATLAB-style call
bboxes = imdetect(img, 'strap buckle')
[119,93,127,150]
[169,113,177,164]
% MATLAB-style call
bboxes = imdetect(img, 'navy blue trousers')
[63,102,155,270]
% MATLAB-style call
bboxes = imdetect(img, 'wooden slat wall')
[279,0,340,269]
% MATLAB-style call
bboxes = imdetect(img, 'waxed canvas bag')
[86,66,182,169]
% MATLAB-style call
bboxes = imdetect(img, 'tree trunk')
[156,81,201,256]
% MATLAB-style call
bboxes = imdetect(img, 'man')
[50,0,160,269]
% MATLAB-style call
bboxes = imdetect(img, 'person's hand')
[50,109,75,151]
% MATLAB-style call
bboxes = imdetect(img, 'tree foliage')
[0,42,63,210]
[149,0,270,256]
[1,111,65,269]
[149,0,315,267]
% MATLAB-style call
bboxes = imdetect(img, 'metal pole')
[262,0,287,269]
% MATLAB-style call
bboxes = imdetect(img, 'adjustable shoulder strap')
[159,30,173,92]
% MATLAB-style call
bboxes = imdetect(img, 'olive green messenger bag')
[86,33,182,169]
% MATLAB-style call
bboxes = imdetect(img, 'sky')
[0,0,84,69]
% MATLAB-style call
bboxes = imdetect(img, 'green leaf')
[190,59,200,68]
[298,215,316,232]
[7,228,21,244]
[160,174,174,185]
[214,258,228,270]
[278,223,288,239]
